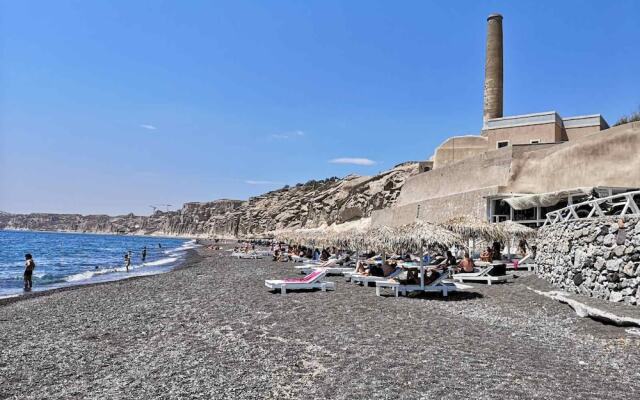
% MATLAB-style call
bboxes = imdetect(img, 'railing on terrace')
[544,190,640,226]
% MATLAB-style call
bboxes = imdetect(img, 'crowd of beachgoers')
[228,238,534,297]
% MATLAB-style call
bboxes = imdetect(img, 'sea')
[0,230,197,299]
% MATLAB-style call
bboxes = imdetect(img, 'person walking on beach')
[124,252,131,272]
[142,246,147,263]
[24,254,35,291]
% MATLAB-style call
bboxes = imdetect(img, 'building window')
[530,139,541,144]
[497,140,509,149]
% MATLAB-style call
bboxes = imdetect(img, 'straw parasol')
[441,215,505,242]
[496,220,537,260]
[496,220,536,240]
[389,221,463,254]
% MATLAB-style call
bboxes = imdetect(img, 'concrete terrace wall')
[372,187,499,227]
[536,217,640,305]
[396,146,513,207]
[506,121,640,194]
[432,136,488,169]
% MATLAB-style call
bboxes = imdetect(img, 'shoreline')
[0,247,202,307]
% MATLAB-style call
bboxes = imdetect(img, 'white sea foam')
[64,254,182,282]
[65,270,97,282]
[144,257,178,266]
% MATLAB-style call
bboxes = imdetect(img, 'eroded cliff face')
[0,162,419,238]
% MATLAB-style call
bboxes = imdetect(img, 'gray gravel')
[1,244,640,399]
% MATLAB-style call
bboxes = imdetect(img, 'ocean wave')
[65,270,98,282]
[64,255,180,282]
[144,256,178,266]
[163,239,199,256]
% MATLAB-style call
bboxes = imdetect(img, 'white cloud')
[269,130,305,140]
[245,180,284,185]
[140,124,157,130]
[328,157,376,166]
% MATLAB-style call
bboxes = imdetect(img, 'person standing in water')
[124,252,131,272]
[24,254,35,291]
[141,246,147,263]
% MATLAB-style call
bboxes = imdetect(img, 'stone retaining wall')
[536,217,640,305]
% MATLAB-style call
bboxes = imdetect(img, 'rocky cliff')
[0,162,419,238]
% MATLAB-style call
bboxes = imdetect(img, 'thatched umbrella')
[441,215,509,258]
[392,220,463,253]
[496,220,537,260]
[390,221,464,287]
[441,215,505,242]
[273,226,326,248]
[496,220,536,239]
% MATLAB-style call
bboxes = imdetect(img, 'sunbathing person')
[438,251,457,268]
[480,247,493,262]
[355,255,379,274]
[380,261,398,277]
[456,252,476,273]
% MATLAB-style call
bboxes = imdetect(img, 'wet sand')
[1,244,639,399]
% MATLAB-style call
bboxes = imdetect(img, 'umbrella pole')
[420,245,425,289]
[471,237,475,258]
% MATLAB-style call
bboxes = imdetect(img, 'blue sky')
[1,0,638,215]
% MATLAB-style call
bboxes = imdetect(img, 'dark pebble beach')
[1,243,639,399]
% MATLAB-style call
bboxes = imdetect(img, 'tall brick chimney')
[483,13,503,123]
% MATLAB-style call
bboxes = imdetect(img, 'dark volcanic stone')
[573,273,584,286]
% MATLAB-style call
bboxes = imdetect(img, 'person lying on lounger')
[355,255,380,274]
[390,261,444,285]
[364,260,397,277]
[455,252,476,273]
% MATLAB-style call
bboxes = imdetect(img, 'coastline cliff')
[0,162,419,238]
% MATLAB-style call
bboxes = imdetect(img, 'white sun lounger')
[452,264,513,285]
[289,254,308,263]
[231,252,262,259]
[506,254,535,272]
[351,267,403,286]
[265,269,335,295]
[294,259,353,275]
[375,271,457,297]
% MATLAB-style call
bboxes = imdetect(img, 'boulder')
[603,233,616,246]
[609,291,624,303]
[623,261,636,277]
[606,259,623,272]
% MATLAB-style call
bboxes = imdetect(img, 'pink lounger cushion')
[284,270,324,283]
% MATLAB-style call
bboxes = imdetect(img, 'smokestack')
[483,13,503,123]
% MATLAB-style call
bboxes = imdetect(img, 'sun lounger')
[452,263,513,285]
[375,271,457,297]
[508,254,535,271]
[289,254,306,263]
[351,267,403,286]
[231,252,262,259]
[265,269,336,295]
[294,259,353,275]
